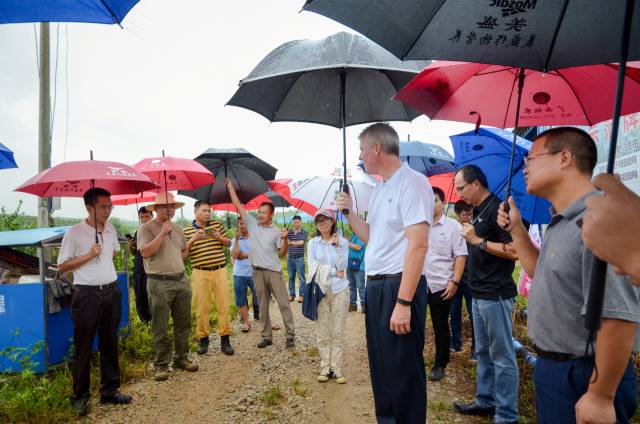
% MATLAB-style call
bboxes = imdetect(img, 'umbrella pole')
[89,151,99,244]
[224,160,231,228]
[340,69,350,216]
[505,67,525,202]
[584,0,636,334]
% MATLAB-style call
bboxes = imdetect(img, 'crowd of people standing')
[56,122,640,423]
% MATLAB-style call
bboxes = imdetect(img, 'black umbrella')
[305,0,638,336]
[179,148,277,204]
[227,31,427,213]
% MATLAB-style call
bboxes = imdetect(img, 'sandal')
[240,323,250,332]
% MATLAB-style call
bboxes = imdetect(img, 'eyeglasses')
[315,217,332,225]
[455,182,471,193]
[524,150,562,166]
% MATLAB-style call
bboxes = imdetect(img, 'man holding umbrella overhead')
[336,123,433,424]
[226,178,296,349]
[58,188,132,416]
[497,127,640,424]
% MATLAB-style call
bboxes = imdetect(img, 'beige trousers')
[253,269,295,340]
[191,268,231,339]
[316,288,349,375]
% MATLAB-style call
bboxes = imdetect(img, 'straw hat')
[145,192,185,211]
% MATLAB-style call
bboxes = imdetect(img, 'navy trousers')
[365,276,428,424]
[535,357,637,424]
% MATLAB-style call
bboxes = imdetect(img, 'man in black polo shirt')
[452,165,520,424]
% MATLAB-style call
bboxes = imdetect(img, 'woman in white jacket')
[307,209,350,384]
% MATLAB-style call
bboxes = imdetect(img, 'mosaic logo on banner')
[540,112,640,195]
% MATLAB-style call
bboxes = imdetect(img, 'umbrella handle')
[341,181,350,216]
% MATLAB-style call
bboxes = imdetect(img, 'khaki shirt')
[137,219,186,275]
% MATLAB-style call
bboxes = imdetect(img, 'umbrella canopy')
[227,31,426,194]
[450,127,551,224]
[428,173,460,203]
[302,0,640,72]
[395,61,640,128]
[289,176,374,215]
[132,155,215,191]
[179,148,277,204]
[0,142,18,170]
[268,179,319,217]
[111,191,158,206]
[0,1,141,24]
[227,31,427,128]
[399,140,455,177]
[15,160,158,197]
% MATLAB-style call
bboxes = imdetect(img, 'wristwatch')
[397,297,412,306]
[478,239,488,251]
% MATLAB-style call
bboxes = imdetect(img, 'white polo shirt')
[365,162,434,276]
[58,220,120,286]
[424,214,468,292]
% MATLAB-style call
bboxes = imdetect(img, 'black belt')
[367,272,403,281]
[533,345,583,362]
[253,266,277,272]
[193,264,225,271]
[75,281,118,291]
[147,273,185,281]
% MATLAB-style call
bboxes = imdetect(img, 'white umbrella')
[289,176,374,215]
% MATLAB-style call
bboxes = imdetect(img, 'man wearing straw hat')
[138,192,199,381]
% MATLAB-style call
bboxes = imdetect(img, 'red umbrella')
[132,155,215,192]
[428,173,460,204]
[268,180,319,217]
[111,191,158,206]
[15,160,158,197]
[395,61,640,129]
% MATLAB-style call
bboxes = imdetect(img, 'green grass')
[292,378,309,397]
[260,385,284,406]
[306,346,319,357]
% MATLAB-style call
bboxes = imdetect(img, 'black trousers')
[133,269,152,322]
[71,284,122,400]
[427,287,452,368]
[365,276,428,424]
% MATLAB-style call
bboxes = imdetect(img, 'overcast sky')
[0,0,473,222]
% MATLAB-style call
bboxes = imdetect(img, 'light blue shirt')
[230,237,253,278]
[308,235,349,294]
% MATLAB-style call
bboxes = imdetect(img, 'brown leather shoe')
[174,358,198,372]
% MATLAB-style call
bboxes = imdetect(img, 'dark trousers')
[365,276,428,424]
[133,270,152,322]
[71,284,122,400]
[427,287,452,368]
[449,280,474,352]
[535,357,637,424]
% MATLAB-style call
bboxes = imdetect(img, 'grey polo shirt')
[528,191,640,357]
[245,214,282,273]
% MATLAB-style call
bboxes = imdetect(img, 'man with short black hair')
[450,200,475,358]
[58,187,131,416]
[335,122,433,423]
[498,127,640,423]
[130,206,153,323]
[227,179,296,349]
[452,164,520,424]
[425,187,467,382]
[287,215,307,302]
[184,200,234,356]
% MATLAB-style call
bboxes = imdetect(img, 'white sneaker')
[317,374,330,382]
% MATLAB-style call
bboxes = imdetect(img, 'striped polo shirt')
[288,229,308,258]
[184,220,227,268]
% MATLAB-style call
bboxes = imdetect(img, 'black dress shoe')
[453,401,495,416]
[71,397,89,416]
[257,338,273,348]
[428,365,445,381]
[285,337,295,348]
[492,420,519,424]
[100,392,133,405]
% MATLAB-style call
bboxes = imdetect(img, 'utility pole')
[37,22,52,228]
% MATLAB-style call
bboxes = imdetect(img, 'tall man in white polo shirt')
[58,188,132,417]
[336,123,433,424]
[425,187,467,382]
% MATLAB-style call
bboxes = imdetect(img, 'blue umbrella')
[399,141,455,177]
[450,127,551,225]
[0,143,18,170]
[0,1,140,24]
